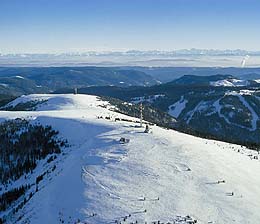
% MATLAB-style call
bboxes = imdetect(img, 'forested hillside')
[0,118,67,222]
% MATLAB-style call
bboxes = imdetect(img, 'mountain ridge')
[1,94,260,224]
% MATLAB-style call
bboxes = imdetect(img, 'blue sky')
[0,0,259,53]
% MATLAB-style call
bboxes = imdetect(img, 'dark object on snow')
[226,192,234,196]
[144,124,151,133]
[119,137,130,144]
[217,180,225,184]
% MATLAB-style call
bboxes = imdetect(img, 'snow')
[3,94,48,108]
[236,95,258,131]
[168,96,188,118]
[226,90,255,96]
[0,83,8,88]
[230,79,250,86]
[210,79,249,87]
[14,75,25,79]
[210,80,234,87]
[1,94,260,224]
[224,91,259,131]
[188,90,260,131]
[186,101,210,124]
[212,97,255,131]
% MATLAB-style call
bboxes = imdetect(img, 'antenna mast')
[140,103,143,127]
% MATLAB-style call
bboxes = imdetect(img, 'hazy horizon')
[1,49,260,55]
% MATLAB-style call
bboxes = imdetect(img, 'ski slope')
[1,94,260,224]
[168,96,188,118]
[210,79,249,87]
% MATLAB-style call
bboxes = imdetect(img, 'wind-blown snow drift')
[1,94,260,224]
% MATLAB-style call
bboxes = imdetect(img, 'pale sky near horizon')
[0,0,260,53]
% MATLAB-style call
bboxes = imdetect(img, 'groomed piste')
[1,94,260,224]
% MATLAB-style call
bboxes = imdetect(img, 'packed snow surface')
[1,94,260,224]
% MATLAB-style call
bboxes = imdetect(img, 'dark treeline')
[103,96,260,151]
[176,123,260,151]
[101,96,177,129]
[0,118,68,184]
[0,118,68,222]
[1,100,47,111]
[0,185,29,212]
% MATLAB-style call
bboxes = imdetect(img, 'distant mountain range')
[1,67,260,97]
[1,49,260,67]
[0,67,159,96]
[167,74,259,87]
[1,49,260,57]
[136,67,260,82]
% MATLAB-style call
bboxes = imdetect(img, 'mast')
[140,103,143,127]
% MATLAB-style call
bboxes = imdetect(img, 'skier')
[144,124,150,133]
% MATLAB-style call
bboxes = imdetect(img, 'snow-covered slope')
[168,96,188,118]
[210,79,249,87]
[1,94,260,224]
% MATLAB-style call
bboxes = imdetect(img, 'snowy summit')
[1,94,260,224]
